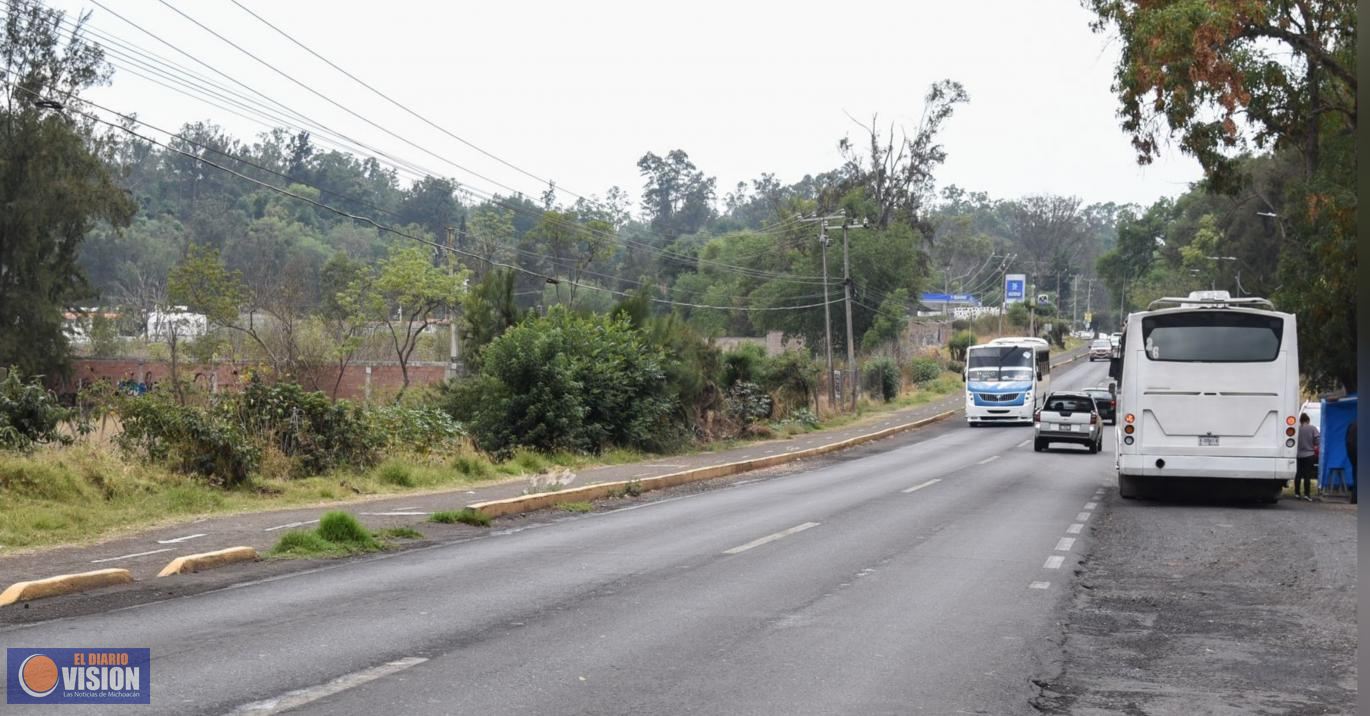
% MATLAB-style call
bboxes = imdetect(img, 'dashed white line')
[1066,523,1084,535]
[263,519,319,532]
[228,657,428,715]
[359,511,430,517]
[976,455,1000,465]
[1075,512,1092,522]
[723,522,821,555]
[91,548,172,564]
[1083,501,1098,510]
[1055,537,1076,552]
[1017,439,1032,448]
[1029,581,1051,590]
[156,533,207,545]
[1043,555,1066,569]
[901,478,942,494]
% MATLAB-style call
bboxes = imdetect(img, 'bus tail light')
[1124,413,1135,424]
[1286,416,1297,426]
[1286,438,1296,448]
[1285,426,1296,437]
[1123,424,1135,434]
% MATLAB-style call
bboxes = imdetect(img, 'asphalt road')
[2,361,1115,715]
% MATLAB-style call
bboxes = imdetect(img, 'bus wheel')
[1118,474,1140,499]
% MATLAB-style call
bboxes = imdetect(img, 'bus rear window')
[1140,312,1284,362]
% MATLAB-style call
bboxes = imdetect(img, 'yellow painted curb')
[469,410,956,519]
[0,568,134,607]
[157,546,259,577]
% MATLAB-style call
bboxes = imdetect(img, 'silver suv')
[1034,391,1103,453]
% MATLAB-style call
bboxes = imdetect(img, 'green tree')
[459,268,525,372]
[365,242,468,395]
[637,150,716,241]
[0,3,136,375]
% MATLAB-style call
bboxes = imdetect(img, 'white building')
[147,307,208,341]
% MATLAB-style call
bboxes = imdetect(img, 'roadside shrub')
[760,351,819,414]
[948,331,977,362]
[452,454,493,479]
[237,381,383,474]
[947,360,965,375]
[462,309,679,457]
[375,461,415,487]
[370,405,463,454]
[0,368,77,451]
[784,407,821,429]
[430,508,491,527]
[116,392,258,487]
[721,344,767,388]
[910,357,942,385]
[270,530,336,557]
[316,511,379,550]
[725,381,773,428]
[863,358,901,402]
[951,319,971,331]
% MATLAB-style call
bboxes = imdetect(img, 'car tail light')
[1034,410,1041,423]
[1090,412,1099,425]
[1109,399,1116,409]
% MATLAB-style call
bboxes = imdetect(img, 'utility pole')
[819,224,836,410]
[842,221,858,411]
[1071,275,1078,330]
[997,256,1010,337]
[445,225,463,380]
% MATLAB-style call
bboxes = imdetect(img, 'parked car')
[1034,391,1103,453]
[1088,338,1113,361]
[1084,387,1116,424]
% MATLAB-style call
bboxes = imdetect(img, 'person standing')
[1295,412,1320,501]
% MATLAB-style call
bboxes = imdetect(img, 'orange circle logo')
[19,654,59,698]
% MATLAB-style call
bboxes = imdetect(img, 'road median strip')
[157,546,260,577]
[0,568,134,607]
[468,410,956,519]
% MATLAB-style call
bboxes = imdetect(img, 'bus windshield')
[966,346,1035,382]
[1141,312,1284,362]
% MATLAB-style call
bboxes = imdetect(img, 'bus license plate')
[1199,436,1219,446]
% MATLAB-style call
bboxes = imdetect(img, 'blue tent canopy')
[1318,394,1357,490]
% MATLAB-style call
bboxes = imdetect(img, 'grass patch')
[375,461,416,487]
[555,501,594,513]
[429,508,491,527]
[269,510,381,558]
[316,511,381,549]
[452,454,494,480]
[269,530,348,558]
[376,526,423,540]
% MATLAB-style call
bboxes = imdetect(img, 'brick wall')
[57,359,450,402]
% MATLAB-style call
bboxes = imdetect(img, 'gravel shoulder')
[1033,491,1357,715]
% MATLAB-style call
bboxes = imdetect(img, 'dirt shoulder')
[1033,491,1357,715]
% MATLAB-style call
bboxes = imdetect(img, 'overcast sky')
[51,0,1204,214]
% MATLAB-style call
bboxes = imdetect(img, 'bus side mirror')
[1108,357,1121,382]
[1036,370,1043,382]
[960,372,966,383]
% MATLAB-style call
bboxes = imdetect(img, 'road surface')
[5,362,1119,714]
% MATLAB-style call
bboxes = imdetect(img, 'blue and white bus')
[964,337,1051,426]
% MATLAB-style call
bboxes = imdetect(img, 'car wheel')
[1033,439,1046,452]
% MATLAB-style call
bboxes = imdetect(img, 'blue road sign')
[1004,274,1026,302]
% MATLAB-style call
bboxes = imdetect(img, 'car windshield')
[1091,340,1110,348]
[966,345,1035,382]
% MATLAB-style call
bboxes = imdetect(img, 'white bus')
[1110,292,1299,501]
[964,337,1051,426]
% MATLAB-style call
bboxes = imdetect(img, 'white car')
[1088,338,1113,361]
[1034,391,1103,453]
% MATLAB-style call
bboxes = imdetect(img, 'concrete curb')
[0,568,134,607]
[469,410,957,519]
[157,546,259,577]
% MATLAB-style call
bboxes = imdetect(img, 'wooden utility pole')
[445,225,463,380]
[819,224,836,410]
[842,221,857,411]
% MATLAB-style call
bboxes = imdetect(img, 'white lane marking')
[389,506,419,511]
[91,548,172,564]
[648,464,687,469]
[156,533,207,545]
[263,519,319,532]
[359,511,430,517]
[976,455,1000,465]
[1055,537,1076,552]
[901,478,942,494]
[228,657,428,715]
[1076,512,1092,522]
[1066,523,1084,535]
[1029,581,1051,590]
[1083,501,1098,510]
[723,522,821,555]
[1044,555,1065,569]
[1017,439,1031,448]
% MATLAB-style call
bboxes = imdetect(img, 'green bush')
[452,454,493,479]
[910,357,942,385]
[724,381,773,427]
[375,461,415,487]
[460,309,679,457]
[270,530,337,557]
[0,368,77,451]
[760,351,819,413]
[948,331,977,362]
[316,511,379,550]
[863,358,901,401]
[116,391,258,487]
[947,360,965,375]
[369,405,463,453]
[951,319,971,331]
[721,344,767,388]
[237,380,383,475]
[430,508,491,527]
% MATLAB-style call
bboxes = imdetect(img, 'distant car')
[1034,391,1103,453]
[1084,387,1117,425]
[1089,338,1113,361]
[1300,400,1321,430]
